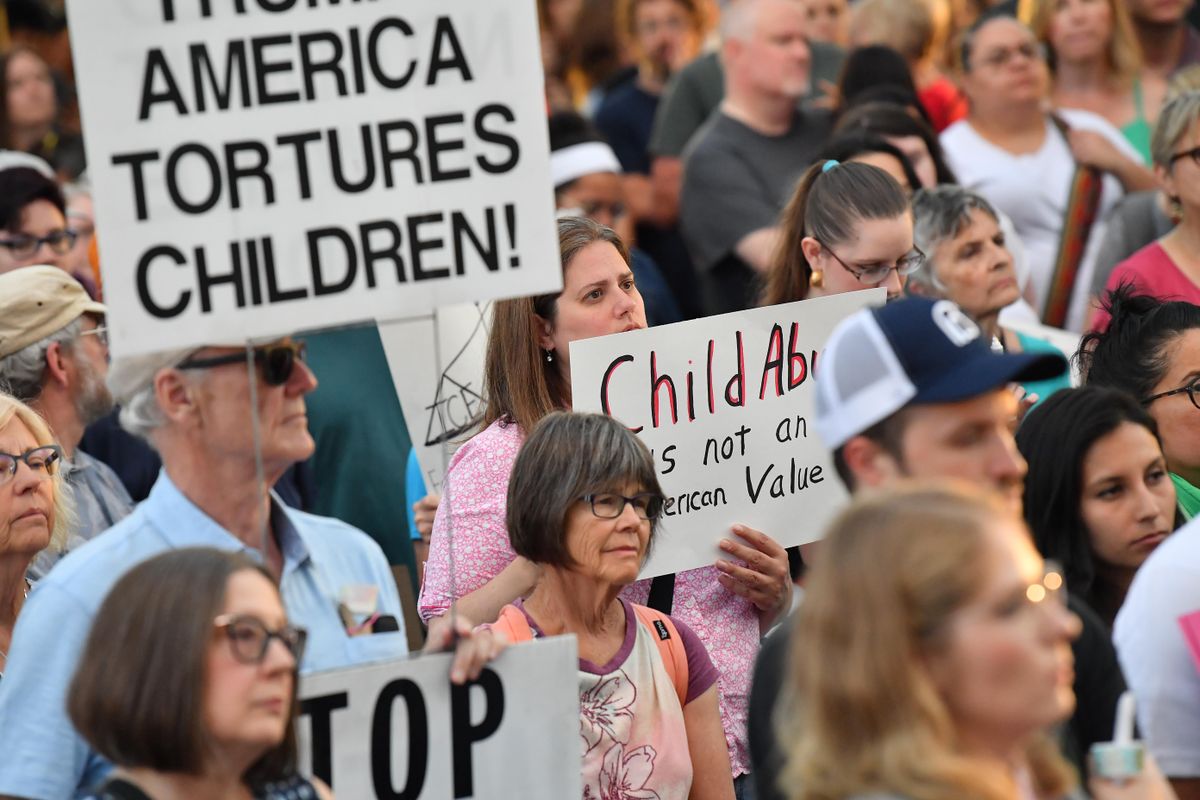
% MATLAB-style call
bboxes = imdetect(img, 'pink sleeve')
[417,422,524,621]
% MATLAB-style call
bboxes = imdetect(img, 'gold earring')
[811,270,824,289]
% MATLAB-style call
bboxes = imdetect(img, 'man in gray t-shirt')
[678,0,832,315]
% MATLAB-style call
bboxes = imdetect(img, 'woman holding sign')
[493,411,734,800]
[762,160,919,307]
[419,216,792,796]
[68,548,333,800]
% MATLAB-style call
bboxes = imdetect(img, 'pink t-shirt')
[417,418,760,778]
[1095,242,1200,329]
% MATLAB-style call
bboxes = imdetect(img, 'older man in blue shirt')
[0,339,502,799]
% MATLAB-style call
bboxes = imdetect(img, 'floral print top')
[418,417,762,778]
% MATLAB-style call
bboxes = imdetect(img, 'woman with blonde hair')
[780,484,1173,800]
[0,391,72,677]
[1021,0,1160,163]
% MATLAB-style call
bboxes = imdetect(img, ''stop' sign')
[67,0,562,356]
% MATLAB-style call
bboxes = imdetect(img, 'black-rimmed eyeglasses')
[214,614,308,665]
[818,241,926,285]
[0,445,62,485]
[1170,146,1200,168]
[1143,377,1200,410]
[579,492,665,521]
[0,229,77,258]
[177,341,307,387]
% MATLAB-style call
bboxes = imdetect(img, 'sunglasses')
[214,613,308,665]
[176,341,307,386]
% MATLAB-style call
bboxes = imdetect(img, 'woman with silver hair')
[1097,91,1200,324]
[0,391,72,678]
[492,411,733,800]
[908,185,1073,407]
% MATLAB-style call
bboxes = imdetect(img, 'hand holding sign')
[715,524,792,627]
[423,612,509,685]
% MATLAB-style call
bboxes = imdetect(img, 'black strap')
[646,573,676,614]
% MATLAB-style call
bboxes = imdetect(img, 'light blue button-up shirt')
[0,470,408,799]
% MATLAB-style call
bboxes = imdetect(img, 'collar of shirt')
[141,470,312,574]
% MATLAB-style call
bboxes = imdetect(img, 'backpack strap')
[492,604,536,643]
[631,604,690,707]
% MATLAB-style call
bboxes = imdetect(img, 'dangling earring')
[811,270,824,289]
[545,349,554,363]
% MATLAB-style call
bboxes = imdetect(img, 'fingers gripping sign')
[714,524,792,626]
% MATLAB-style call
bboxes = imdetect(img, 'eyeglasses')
[0,229,78,259]
[818,241,926,285]
[580,492,665,521]
[975,41,1047,70]
[176,341,307,386]
[0,445,62,485]
[1143,376,1200,410]
[1169,146,1200,168]
[79,325,108,348]
[214,614,308,665]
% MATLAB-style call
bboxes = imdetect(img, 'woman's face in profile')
[924,521,1080,749]
[204,570,296,767]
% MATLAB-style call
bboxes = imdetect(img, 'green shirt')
[1171,472,1200,521]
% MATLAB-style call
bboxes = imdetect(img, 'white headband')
[550,141,622,188]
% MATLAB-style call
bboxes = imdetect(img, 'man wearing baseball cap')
[748,297,1128,800]
[0,265,132,578]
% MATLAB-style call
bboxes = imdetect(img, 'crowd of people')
[3,0,1200,797]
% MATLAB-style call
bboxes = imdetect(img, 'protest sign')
[570,289,883,578]
[298,637,581,799]
[380,303,492,491]
[66,0,561,357]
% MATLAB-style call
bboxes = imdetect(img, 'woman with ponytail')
[762,160,919,307]
[1081,284,1200,519]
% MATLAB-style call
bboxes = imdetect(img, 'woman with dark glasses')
[1096,91,1200,322]
[1081,284,1200,521]
[69,548,332,800]
[0,392,70,680]
[493,412,733,800]
[762,160,919,307]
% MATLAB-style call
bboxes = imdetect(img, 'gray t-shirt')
[679,108,832,314]
[649,44,845,159]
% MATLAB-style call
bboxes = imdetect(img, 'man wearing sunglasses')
[0,336,507,800]
[0,266,132,579]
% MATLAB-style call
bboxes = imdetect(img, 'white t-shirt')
[940,109,1142,331]
[1113,520,1200,777]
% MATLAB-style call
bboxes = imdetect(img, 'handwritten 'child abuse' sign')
[570,289,883,578]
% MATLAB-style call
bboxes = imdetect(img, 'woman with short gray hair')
[492,411,733,800]
[909,185,1072,407]
[1097,91,1200,326]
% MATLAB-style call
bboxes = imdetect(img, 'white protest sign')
[298,637,581,799]
[67,0,561,357]
[380,303,492,491]
[570,290,884,578]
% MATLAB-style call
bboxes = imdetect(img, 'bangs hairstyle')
[68,548,299,787]
[780,484,1075,800]
[1016,386,1166,623]
[0,391,73,553]
[506,411,663,567]
[482,217,630,434]
[0,165,66,232]
[763,160,911,306]
[1079,284,1200,399]
[1151,90,1200,169]
[1020,0,1141,85]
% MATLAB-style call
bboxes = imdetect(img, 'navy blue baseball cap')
[815,297,1068,449]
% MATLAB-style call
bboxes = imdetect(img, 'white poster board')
[67,0,561,357]
[570,290,883,578]
[298,637,581,799]
[380,303,492,491]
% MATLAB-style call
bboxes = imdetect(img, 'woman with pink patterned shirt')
[418,217,792,797]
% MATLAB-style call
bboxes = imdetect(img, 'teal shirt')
[1015,331,1073,406]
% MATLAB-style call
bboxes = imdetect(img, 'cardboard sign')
[380,303,492,491]
[570,290,883,578]
[67,0,561,356]
[298,637,581,799]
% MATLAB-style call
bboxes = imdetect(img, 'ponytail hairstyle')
[1078,283,1200,399]
[763,160,911,306]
